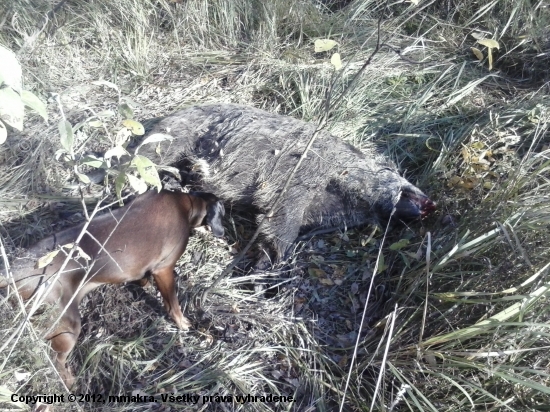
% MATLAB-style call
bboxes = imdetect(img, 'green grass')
[1,0,550,410]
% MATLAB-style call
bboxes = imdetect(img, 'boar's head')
[343,163,436,224]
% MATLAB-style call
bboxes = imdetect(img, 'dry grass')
[1,0,550,410]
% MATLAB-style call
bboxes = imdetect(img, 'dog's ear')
[206,200,225,237]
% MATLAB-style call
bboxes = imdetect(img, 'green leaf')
[81,155,105,168]
[132,155,161,192]
[0,87,24,130]
[21,90,48,121]
[76,171,91,184]
[118,103,134,119]
[389,239,410,250]
[376,254,388,274]
[122,119,145,135]
[58,120,74,153]
[0,45,22,93]
[0,120,6,144]
[314,39,338,52]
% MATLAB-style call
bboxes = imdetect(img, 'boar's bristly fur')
[134,104,435,264]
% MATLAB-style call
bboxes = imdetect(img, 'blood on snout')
[394,189,436,221]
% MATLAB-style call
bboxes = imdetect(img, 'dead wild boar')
[133,103,436,266]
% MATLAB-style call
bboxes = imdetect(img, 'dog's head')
[191,192,225,237]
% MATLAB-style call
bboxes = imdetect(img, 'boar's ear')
[206,200,225,237]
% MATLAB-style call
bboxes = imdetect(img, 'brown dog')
[1,190,224,387]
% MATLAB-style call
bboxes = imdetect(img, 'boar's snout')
[394,188,436,221]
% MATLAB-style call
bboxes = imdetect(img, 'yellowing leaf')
[115,127,132,146]
[308,268,326,277]
[477,39,500,50]
[459,177,478,190]
[127,173,148,194]
[122,119,145,135]
[476,39,499,71]
[448,176,462,187]
[314,39,338,52]
[471,47,484,61]
[104,145,128,160]
[461,146,471,162]
[36,250,60,269]
[471,156,490,166]
[330,53,342,70]
[319,277,334,286]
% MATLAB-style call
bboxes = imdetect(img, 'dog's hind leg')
[151,266,191,331]
[47,303,82,388]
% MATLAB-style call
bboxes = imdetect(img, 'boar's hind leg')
[256,188,313,269]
